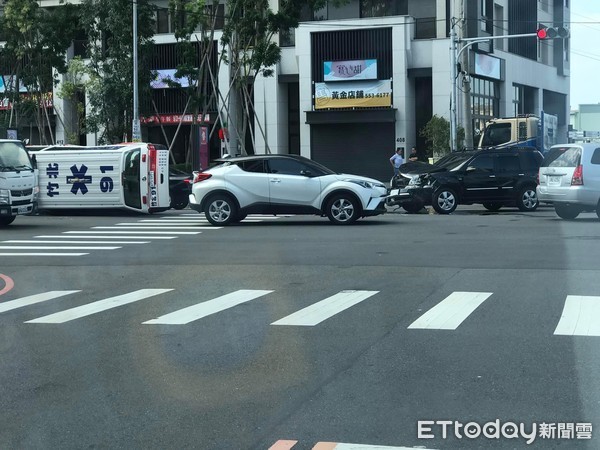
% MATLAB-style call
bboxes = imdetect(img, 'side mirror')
[466,166,477,172]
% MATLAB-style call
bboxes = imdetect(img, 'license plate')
[17,206,29,214]
[548,176,561,184]
[390,189,399,196]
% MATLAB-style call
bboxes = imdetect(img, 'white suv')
[537,143,600,219]
[189,155,388,225]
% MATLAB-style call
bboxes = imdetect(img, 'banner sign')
[150,69,194,89]
[140,114,211,125]
[324,59,377,82]
[315,80,392,109]
[0,92,53,111]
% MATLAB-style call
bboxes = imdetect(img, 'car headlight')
[0,189,8,204]
[346,179,386,189]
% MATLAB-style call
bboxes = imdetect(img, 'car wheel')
[0,216,16,226]
[402,202,425,214]
[326,194,359,224]
[204,194,238,226]
[482,202,502,212]
[432,188,458,214]
[555,204,580,220]
[517,187,539,212]
[170,196,189,210]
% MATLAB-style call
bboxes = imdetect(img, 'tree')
[78,0,156,143]
[420,115,465,159]
[0,0,79,143]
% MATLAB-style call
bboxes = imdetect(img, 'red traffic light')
[537,28,548,39]
[537,25,569,39]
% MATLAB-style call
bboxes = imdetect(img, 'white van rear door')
[147,145,170,210]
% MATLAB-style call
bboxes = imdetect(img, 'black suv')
[387,147,543,214]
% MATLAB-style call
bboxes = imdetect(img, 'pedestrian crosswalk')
[1,213,287,257]
[1,288,600,338]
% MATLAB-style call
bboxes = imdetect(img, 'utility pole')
[132,0,141,142]
[459,0,474,150]
[449,10,458,152]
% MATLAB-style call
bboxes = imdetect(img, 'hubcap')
[209,200,231,222]
[332,199,355,222]
[522,190,537,209]
[437,191,455,211]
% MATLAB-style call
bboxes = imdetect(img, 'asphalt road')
[1,205,600,449]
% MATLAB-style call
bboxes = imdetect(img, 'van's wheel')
[0,216,16,226]
[517,187,539,211]
[432,187,458,214]
[204,194,238,226]
[482,202,502,212]
[326,194,360,224]
[555,204,580,220]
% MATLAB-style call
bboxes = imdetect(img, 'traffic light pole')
[450,32,537,152]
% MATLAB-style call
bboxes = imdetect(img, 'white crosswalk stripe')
[0,252,89,256]
[554,295,600,336]
[0,245,121,250]
[26,289,173,324]
[3,240,149,244]
[407,292,492,330]
[272,290,379,326]
[143,289,273,325]
[36,235,176,240]
[0,291,80,314]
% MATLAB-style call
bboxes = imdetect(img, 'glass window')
[0,142,33,169]
[542,147,582,168]
[156,9,170,34]
[480,123,512,147]
[496,154,521,172]
[268,158,310,176]
[360,0,407,18]
[591,148,600,165]
[520,152,543,170]
[239,160,266,173]
[468,154,494,172]
[122,149,142,209]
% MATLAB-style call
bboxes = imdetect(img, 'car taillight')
[193,172,212,183]
[183,178,192,185]
[571,165,583,186]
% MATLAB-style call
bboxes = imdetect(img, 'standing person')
[390,147,404,177]
[408,147,419,161]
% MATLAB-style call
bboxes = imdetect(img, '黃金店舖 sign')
[314,80,392,110]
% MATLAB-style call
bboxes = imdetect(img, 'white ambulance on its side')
[31,143,170,213]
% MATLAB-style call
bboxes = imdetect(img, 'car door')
[461,154,501,202]
[224,159,271,206]
[494,153,522,202]
[266,158,322,207]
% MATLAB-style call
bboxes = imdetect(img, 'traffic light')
[537,25,569,39]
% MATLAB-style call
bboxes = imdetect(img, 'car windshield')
[480,123,512,147]
[434,153,474,170]
[0,141,33,170]
[542,147,582,167]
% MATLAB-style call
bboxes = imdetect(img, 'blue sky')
[570,2,600,108]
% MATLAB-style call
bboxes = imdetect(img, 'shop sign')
[323,59,377,82]
[314,80,392,109]
[140,114,211,125]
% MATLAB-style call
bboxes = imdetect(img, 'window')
[480,123,512,147]
[239,160,266,173]
[591,149,600,165]
[156,9,170,34]
[267,158,309,175]
[542,147,582,168]
[468,155,494,172]
[520,152,542,170]
[122,149,142,209]
[360,0,407,18]
[496,154,521,172]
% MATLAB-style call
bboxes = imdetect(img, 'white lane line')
[26,289,173,324]
[314,443,439,450]
[407,291,492,330]
[0,291,80,314]
[0,253,89,256]
[37,235,176,240]
[4,240,148,244]
[92,226,207,230]
[554,296,600,336]
[271,290,379,327]
[64,231,200,235]
[143,289,273,325]
[0,245,121,250]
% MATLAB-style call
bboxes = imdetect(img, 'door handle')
[160,174,164,184]
[488,175,496,178]
[270,179,281,183]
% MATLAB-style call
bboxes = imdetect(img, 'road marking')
[37,235,176,240]
[26,289,173,324]
[143,289,273,325]
[0,253,89,256]
[0,291,80,313]
[407,291,492,330]
[0,245,121,250]
[268,440,298,450]
[64,231,200,235]
[93,226,209,230]
[554,296,600,336]
[271,290,379,326]
[0,274,15,297]
[4,240,148,244]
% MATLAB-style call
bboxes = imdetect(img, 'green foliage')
[79,0,156,143]
[420,115,465,158]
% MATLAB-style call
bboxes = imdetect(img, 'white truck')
[0,139,38,226]
[31,143,170,213]
[478,112,559,155]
